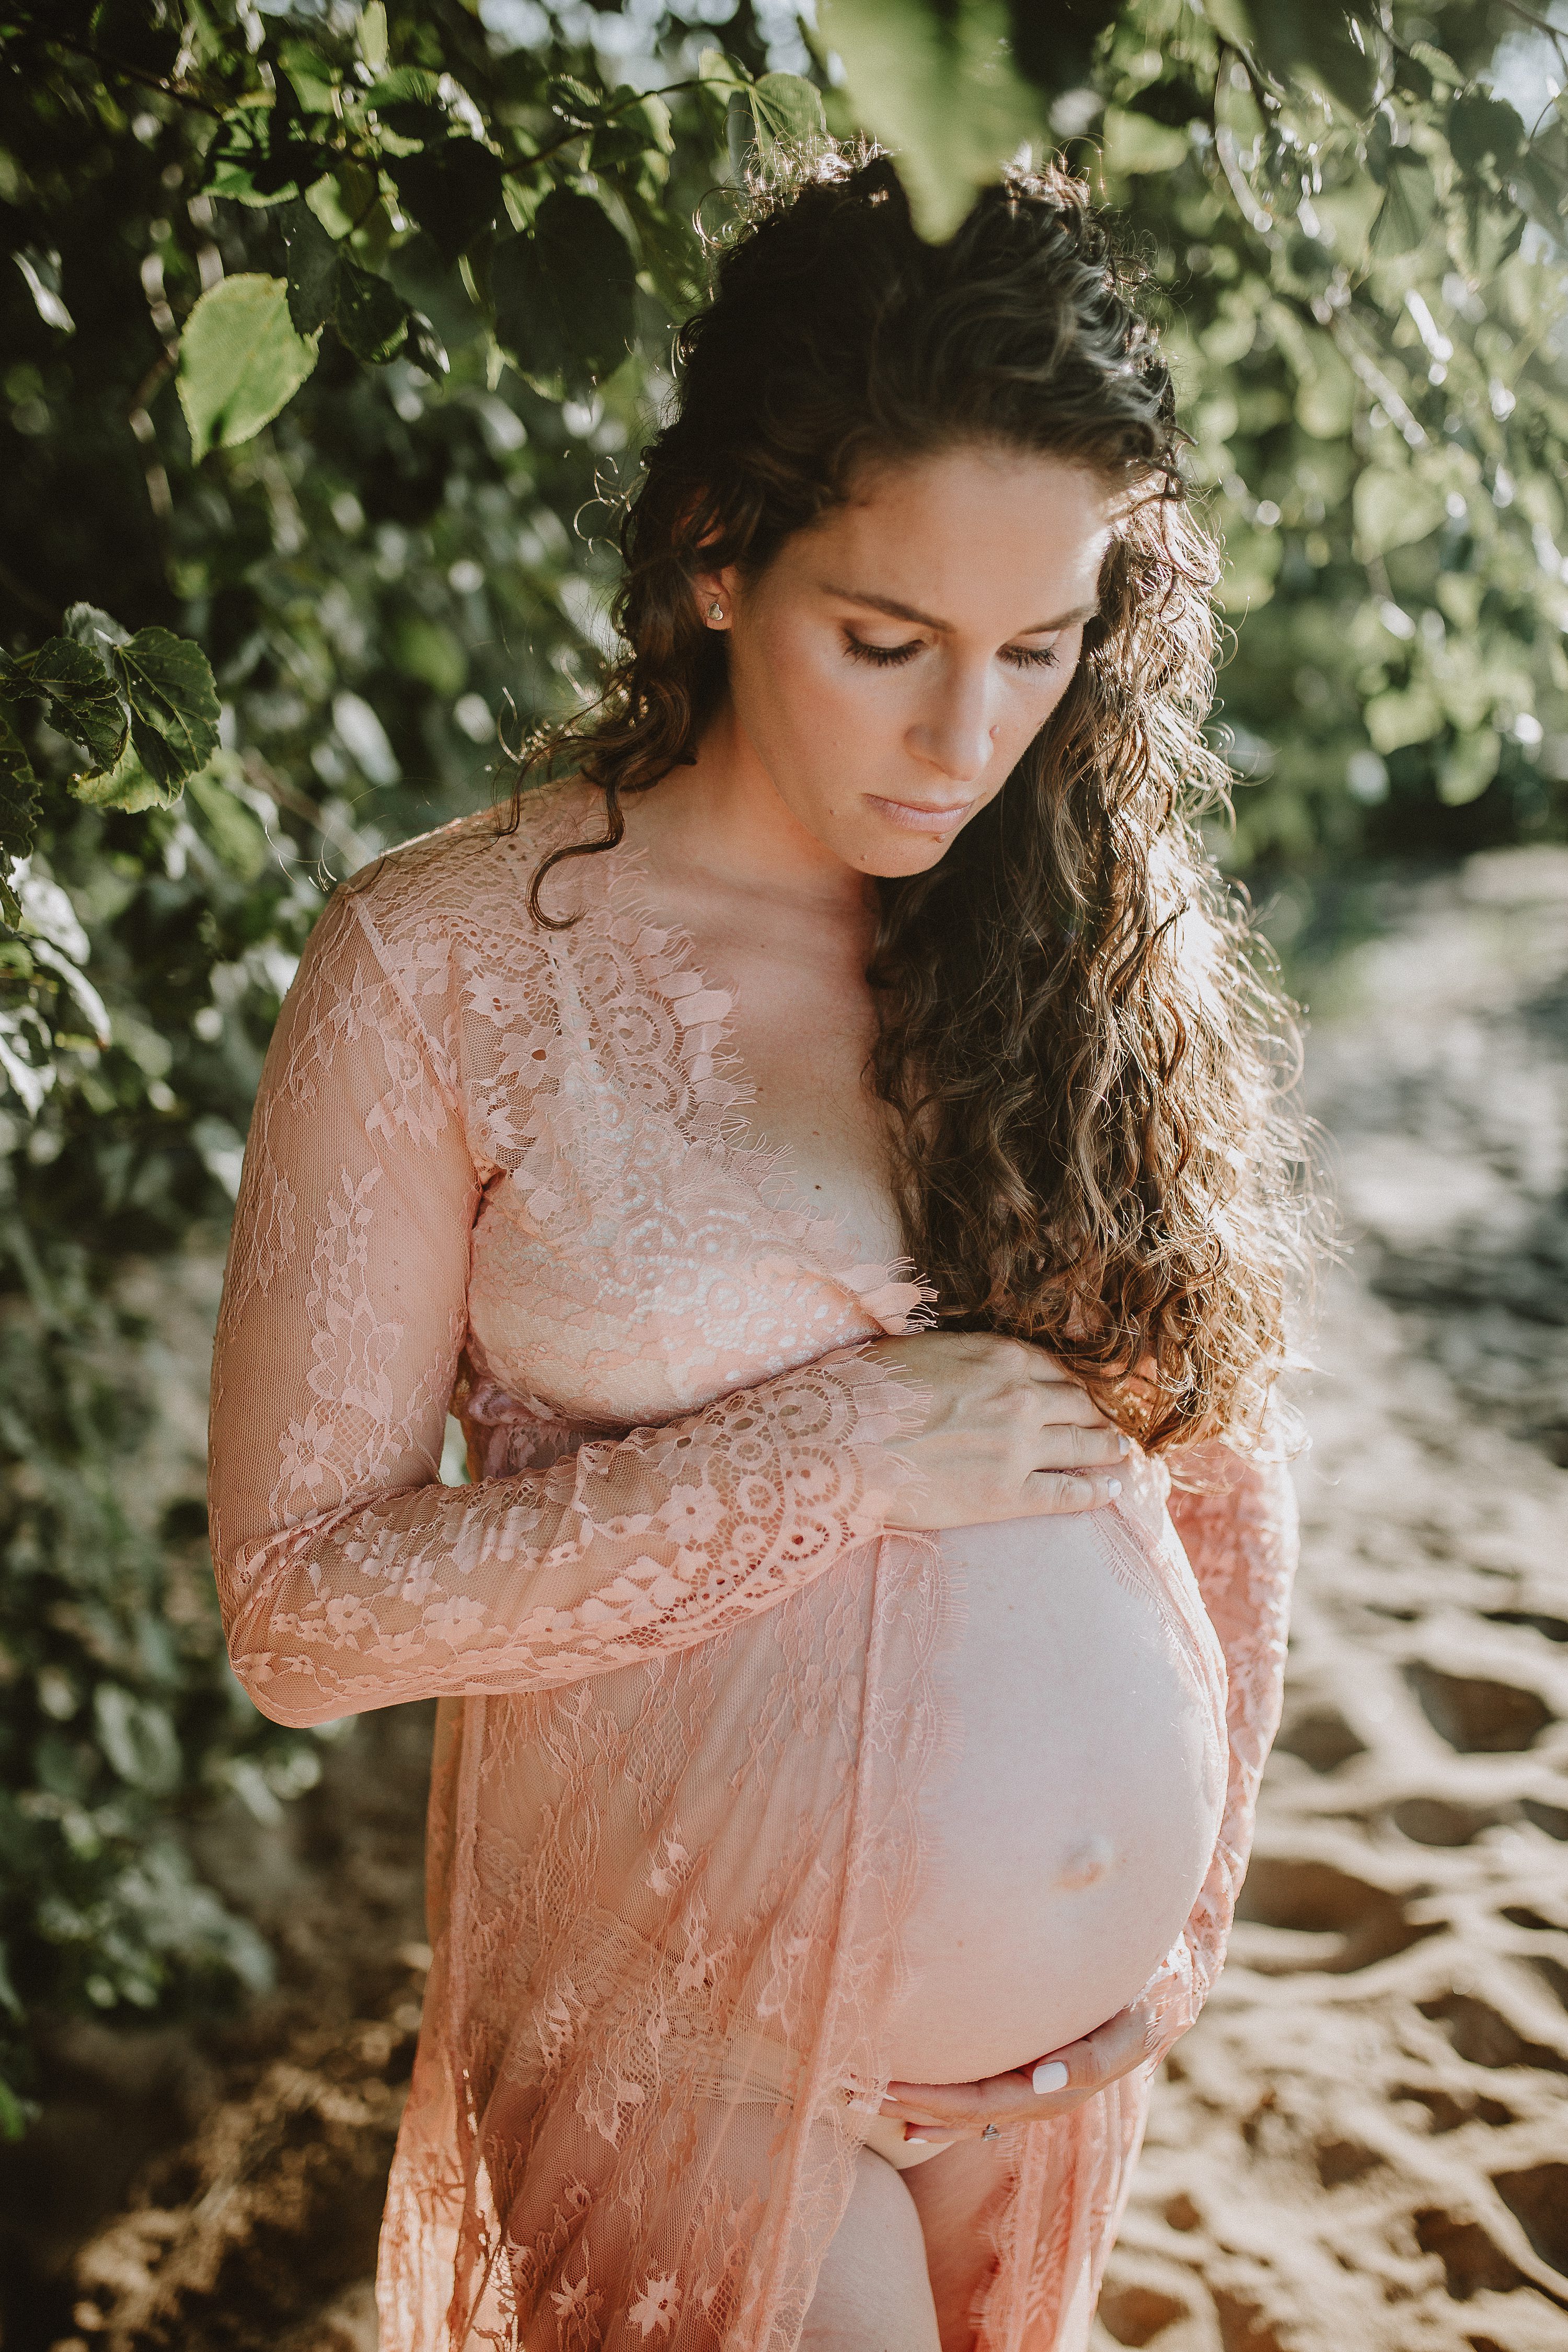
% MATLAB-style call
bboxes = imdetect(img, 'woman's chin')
[845,816,966,878]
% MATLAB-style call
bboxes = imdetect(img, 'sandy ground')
[1093,848,1568,2352]
[22,848,1568,2351]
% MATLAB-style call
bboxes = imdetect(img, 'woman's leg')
[800,2148,942,2351]
[902,2137,1016,2352]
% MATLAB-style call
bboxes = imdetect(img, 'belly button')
[1055,1835,1115,1890]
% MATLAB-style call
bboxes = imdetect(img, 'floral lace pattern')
[207,780,1299,2350]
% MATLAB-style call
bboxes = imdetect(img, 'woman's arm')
[207,886,921,1730]
[1140,1439,1300,2046]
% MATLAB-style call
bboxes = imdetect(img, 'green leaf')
[185,761,271,881]
[205,96,327,207]
[1370,152,1436,256]
[1449,90,1524,180]
[70,739,165,813]
[591,90,675,172]
[0,1939,22,2022]
[203,107,270,206]
[0,702,39,920]
[547,74,605,129]
[177,275,320,460]
[1102,105,1191,176]
[334,261,409,364]
[1514,134,1568,238]
[6,638,126,771]
[63,602,130,662]
[361,67,441,111]
[94,1685,181,1796]
[65,620,219,804]
[112,628,221,793]
[278,40,339,116]
[389,139,504,266]
[1243,0,1377,118]
[1438,726,1501,805]
[1365,681,1442,753]
[697,48,750,98]
[748,72,828,154]
[0,2075,28,2143]
[405,309,449,380]
[356,0,389,73]
[280,197,341,337]
[1353,465,1445,558]
[816,0,1039,239]
[492,189,637,393]
[305,159,381,241]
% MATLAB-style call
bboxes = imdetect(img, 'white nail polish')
[1117,1433,1131,1454]
[906,2134,931,2145]
[1033,2060,1069,2093]
[1107,1479,1121,1499]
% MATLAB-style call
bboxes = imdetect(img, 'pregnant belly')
[883,1502,1227,2088]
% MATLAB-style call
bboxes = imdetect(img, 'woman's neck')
[626,702,875,928]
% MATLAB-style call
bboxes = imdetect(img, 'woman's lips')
[864,792,974,834]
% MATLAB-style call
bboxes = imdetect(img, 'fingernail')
[1117,1433,1131,1455]
[1107,1479,1121,1498]
[1033,2060,1069,2093]
[906,2132,931,2145]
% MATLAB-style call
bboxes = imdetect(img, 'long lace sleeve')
[1142,1441,1300,2046]
[207,888,921,1731]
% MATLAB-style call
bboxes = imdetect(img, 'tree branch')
[24,29,226,119]
[521,77,705,168]
[1494,0,1568,50]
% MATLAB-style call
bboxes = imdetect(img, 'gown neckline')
[501,782,934,1340]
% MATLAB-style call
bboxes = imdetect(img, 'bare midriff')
[883,1505,1226,2090]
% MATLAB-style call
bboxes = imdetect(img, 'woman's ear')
[690,556,739,634]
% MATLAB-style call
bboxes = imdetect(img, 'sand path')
[1097,847,1568,2352]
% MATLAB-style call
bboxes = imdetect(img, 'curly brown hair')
[510,145,1313,1454]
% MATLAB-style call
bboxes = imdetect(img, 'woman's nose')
[908,668,999,783]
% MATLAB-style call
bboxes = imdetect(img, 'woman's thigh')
[903,2136,1016,2352]
[800,2148,942,2352]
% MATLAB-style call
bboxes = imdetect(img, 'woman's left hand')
[877,1998,1164,2148]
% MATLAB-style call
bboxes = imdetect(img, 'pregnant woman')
[209,149,1305,2351]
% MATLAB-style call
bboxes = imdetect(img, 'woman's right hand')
[862,1332,1128,1530]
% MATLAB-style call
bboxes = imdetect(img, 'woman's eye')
[843,633,923,668]
[1002,643,1059,672]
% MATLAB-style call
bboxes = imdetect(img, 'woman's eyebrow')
[822,583,1100,634]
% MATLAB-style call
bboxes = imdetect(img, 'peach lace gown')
[208,780,1298,2352]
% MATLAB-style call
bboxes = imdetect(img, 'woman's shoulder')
[337,777,603,973]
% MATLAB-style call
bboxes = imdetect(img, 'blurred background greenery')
[0,0,1564,2157]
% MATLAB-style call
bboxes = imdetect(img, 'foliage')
[0,0,817,2122]
[0,0,1565,2127]
[820,0,1568,887]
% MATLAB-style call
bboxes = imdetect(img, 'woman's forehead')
[792,447,1116,622]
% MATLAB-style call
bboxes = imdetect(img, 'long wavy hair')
[509,145,1313,1454]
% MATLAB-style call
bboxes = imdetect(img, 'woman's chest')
[461,987,918,1431]
[719,960,906,1275]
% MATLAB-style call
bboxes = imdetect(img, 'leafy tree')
[0,0,1564,2132]
[0,0,821,2127]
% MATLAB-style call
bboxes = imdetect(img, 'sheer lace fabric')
[209,781,1298,2350]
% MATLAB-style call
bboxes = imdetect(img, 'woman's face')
[696,444,1115,879]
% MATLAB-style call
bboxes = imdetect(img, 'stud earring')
[706,599,725,625]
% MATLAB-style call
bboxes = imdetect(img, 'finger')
[883,2080,984,2126]
[1022,1470,1123,1514]
[1032,1423,1129,1470]
[1030,2004,1156,2096]
[1025,1369,1108,1415]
